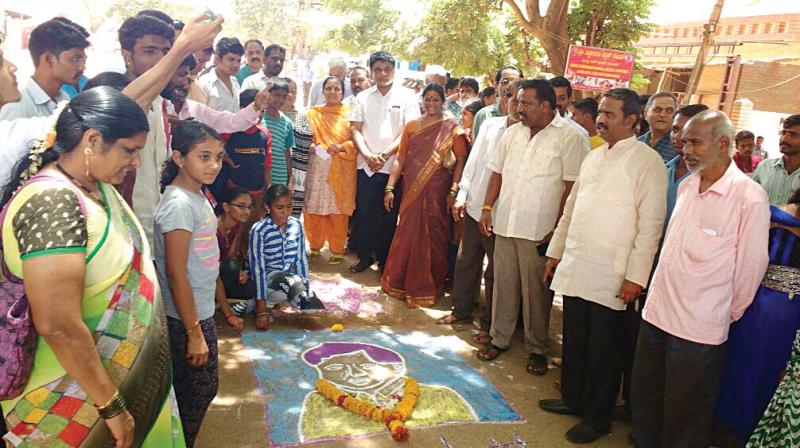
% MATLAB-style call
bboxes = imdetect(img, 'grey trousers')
[489,235,553,355]
[451,216,495,330]
[631,320,726,448]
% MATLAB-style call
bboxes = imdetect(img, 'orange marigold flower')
[44,131,57,148]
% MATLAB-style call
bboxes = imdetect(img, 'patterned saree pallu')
[5,248,155,446]
[3,188,181,448]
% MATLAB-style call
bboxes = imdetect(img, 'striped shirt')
[752,157,800,205]
[249,216,309,300]
[286,110,313,217]
[263,112,296,186]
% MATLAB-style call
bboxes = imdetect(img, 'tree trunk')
[502,0,570,75]
[538,34,568,74]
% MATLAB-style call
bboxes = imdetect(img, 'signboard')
[564,45,636,92]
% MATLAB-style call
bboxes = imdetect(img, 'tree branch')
[543,0,569,31]
[502,0,538,32]
[526,0,540,22]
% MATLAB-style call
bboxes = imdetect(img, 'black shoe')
[349,260,372,273]
[230,301,248,317]
[565,422,610,444]
[299,292,325,312]
[538,399,580,416]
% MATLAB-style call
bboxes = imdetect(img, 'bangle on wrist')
[385,186,395,193]
[185,320,200,335]
[256,312,269,317]
[96,391,127,420]
[97,390,120,410]
[481,205,493,212]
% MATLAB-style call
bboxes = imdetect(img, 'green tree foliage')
[568,0,653,88]
[390,0,543,77]
[228,0,306,53]
[107,0,192,24]
[319,0,400,55]
[568,0,652,49]
[395,0,653,79]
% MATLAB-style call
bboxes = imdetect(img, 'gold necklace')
[54,162,105,207]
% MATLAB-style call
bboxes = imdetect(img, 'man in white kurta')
[539,89,668,444]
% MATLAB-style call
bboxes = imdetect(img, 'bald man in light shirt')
[307,56,351,106]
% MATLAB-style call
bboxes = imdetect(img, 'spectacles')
[230,203,254,211]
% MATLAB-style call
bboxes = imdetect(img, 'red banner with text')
[564,45,636,92]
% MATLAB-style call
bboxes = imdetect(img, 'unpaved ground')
[196,251,631,448]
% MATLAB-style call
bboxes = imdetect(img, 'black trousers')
[631,320,726,448]
[168,317,219,448]
[219,259,256,300]
[561,296,626,432]
[622,294,646,410]
[354,170,400,267]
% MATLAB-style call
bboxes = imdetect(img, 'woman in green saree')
[1,87,184,448]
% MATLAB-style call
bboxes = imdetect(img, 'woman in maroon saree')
[382,83,468,307]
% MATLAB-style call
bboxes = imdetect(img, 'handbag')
[0,173,87,399]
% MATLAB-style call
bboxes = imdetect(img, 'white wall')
[748,109,791,158]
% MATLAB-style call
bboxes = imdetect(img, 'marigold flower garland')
[316,377,420,441]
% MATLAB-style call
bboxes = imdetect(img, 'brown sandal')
[471,331,492,345]
[435,314,470,325]
[476,344,508,361]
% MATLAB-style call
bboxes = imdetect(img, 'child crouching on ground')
[232,184,322,329]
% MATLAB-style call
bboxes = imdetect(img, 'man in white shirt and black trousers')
[349,51,420,273]
[539,88,668,444]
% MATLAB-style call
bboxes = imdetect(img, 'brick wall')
[735,62,800,114]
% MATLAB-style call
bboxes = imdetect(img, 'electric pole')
[683,0,725,104]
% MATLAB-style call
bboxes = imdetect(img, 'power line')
[660,66,800,94]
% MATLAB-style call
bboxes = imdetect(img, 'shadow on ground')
[196,250,631,448]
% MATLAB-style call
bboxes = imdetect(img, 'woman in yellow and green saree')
[1,88,184,448]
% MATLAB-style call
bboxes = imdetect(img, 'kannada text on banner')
[564,45,636,93]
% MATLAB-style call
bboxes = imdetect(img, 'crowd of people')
[0,7,799,448]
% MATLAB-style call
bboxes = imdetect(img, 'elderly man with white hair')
[307,56,351,106]
[424,64,448,86]
[631,109,770,448]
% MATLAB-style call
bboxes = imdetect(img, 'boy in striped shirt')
[261,78,295,187]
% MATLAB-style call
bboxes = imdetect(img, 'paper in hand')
[315,144,331,161]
